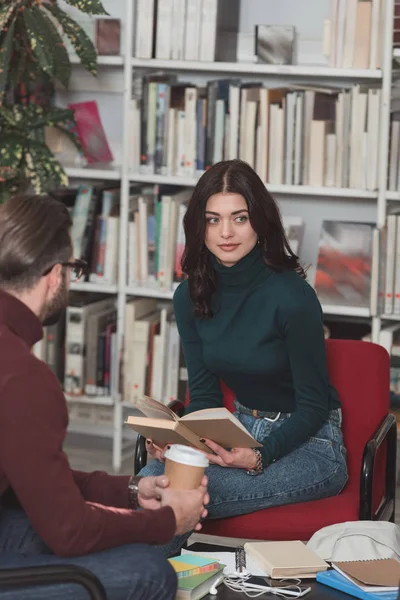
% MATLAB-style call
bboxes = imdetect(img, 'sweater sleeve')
[259,283,330,465]
[0,370,176,557]
[173,282,223,414]
[72,470,131,508]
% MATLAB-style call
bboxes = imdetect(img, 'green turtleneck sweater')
[173,246,341,466]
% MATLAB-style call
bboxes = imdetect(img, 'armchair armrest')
[0,564,106,600]
[359,413,397,521]
[134,399,186,475]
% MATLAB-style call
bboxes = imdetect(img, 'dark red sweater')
[0,289,175,557]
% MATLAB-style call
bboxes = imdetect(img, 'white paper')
[182,548,268,576]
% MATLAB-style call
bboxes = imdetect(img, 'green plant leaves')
[0,18,15,103]
[61,0,108,16]
[23,8,55,81]
[0,3,16,33]
[44,4,98,75]
[34,8,71,88]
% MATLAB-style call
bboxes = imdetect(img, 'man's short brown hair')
[0,194,73,292]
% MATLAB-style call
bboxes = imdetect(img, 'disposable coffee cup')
[164,444,209,490]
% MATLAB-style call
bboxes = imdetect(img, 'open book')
[125,396,262,453]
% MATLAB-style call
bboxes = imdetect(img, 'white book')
[284,92,296,185]
[103,216,119,284]
[324,133,337,187]
[370,227,380,316]
[389,121,400,191]
[293,93,303,185]
[342,0,357,68]
[334,93,344,187]
[167,107,177,175]
[369,0,381,69]
[155,0,173,59]
[184,87,197,176]
[228,84,240,160]
[164,320,180,403]
[384,214,397,315]
[199,0,218,61]
[268,104,278,183]
[213,99,226,164]
[171,0,186,60]
[128,220,137,286]
[302,90,315,185]
[308,120,325,187]
[184,0,202,60]
[138,197,148,282]
[335,0,348,68]
[366,89,379,191]
[256,88,269,182]
[135,0,154,58]
[176,110,186,177]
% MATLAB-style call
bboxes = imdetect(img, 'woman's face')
[204,192,258,267]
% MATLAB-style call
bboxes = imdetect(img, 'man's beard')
[41,275,68,327]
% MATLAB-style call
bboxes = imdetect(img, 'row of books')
[32,293,187,405]
[328,0,383,70]
[135,0,236,62]
[128,76,381,190]
[123,297,187,405]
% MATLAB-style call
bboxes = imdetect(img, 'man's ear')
[46,263,62,293]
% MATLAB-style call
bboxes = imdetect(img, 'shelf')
[70,281,118,294]
[125,285,174,300]
[386,191,400,201]
[70,55,124,66]
[129,173,377,199]
[65,394,114,406]
[131,58,382,80]
[382,314,400,321]
[65,166,121,180]
[322,305,371,317]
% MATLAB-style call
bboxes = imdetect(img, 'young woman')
[139,159,348,535]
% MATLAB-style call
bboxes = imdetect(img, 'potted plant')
[0,0,108,202]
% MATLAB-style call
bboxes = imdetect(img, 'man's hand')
[157,475,209,535]
[201,439,258,470]
[137,475,169,510]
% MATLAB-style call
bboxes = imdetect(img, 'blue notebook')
[316,570,399,600]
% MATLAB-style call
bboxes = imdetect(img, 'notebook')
[316,569,399,600]
[244,540,329,579]
[169,555,220,579]
[176,566,224,600]
[332,558,400,592]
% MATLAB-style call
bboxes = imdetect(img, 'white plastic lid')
[164,444,209,468]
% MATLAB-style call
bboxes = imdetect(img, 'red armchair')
[134,339,396,541]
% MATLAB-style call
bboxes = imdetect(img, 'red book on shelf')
[68,100,114,165]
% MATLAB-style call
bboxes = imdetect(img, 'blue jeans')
[139,407,348,556]
[0,508,177,600]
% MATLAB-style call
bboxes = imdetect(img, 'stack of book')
[168,555,224,600]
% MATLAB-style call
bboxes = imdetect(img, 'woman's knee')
[138,459,165,477]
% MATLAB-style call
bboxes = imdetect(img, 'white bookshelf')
[62,0,395,471]
[70,55,124,66]
[131,58,383,80]
[70,281,118,294]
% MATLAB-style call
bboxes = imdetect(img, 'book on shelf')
[95,18,121,56]
[68,101,113,165]
[135,0,239,62]
[125,395,262,452]
[314,220,374,309]
[64,293,117,396]
[129,76,381,191]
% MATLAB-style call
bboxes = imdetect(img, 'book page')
[125,417,211,452]
[181,409,262,449]
[135,395,178,421]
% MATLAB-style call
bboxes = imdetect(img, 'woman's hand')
[201,438,258,470]
[145,439,170,462]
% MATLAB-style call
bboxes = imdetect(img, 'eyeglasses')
[42,259,88,282]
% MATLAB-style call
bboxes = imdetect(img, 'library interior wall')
[56,0,379,276]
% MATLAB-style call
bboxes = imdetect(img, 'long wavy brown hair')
[181,160,306,318]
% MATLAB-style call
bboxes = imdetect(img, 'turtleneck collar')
[211,243,267,288]
[0,289,43,348]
